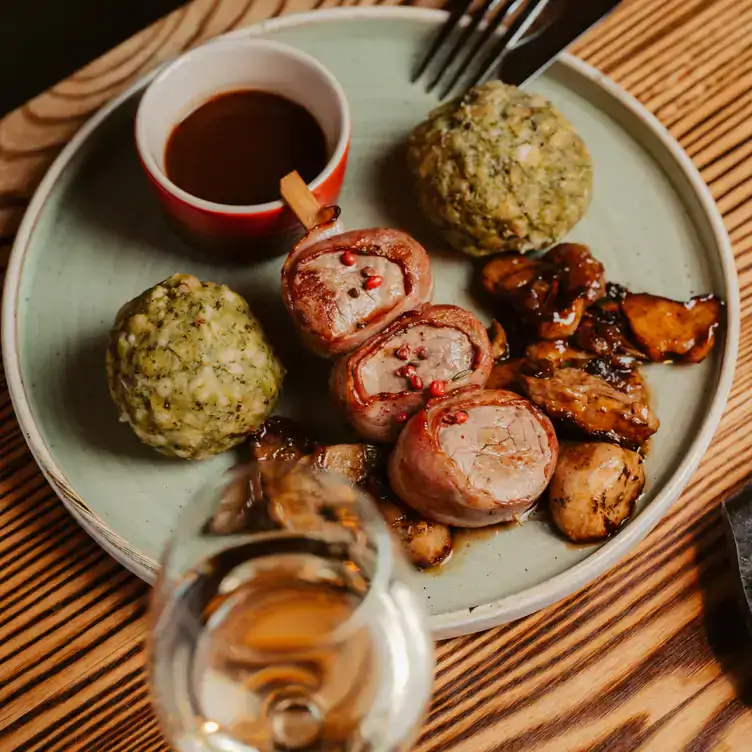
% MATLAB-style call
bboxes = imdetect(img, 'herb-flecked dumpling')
[106,274,285,459]
[407,81,593,256]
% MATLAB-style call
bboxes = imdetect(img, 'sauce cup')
[135,37,350,254]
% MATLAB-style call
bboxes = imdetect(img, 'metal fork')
[413,0,556,100]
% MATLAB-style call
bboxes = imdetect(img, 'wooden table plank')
[2,0,752,750]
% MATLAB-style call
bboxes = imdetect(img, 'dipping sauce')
[164,90,328,206]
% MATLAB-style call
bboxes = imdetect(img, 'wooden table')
[2,0,752,749]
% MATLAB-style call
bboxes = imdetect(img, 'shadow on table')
[696,498,752,707]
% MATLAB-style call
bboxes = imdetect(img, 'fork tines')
[414,0,553,100]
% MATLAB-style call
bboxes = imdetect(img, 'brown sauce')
[452,519,520,550]
[443,507,549,569]
[164,90,328,206]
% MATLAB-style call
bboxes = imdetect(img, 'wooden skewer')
[280,171,322,231]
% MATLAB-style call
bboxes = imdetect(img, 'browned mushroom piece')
[309,442,453,569]
[488,319,509,361]
[524,340,593,368]
[481,254,538,296]
[523,341,646,400]
[545,243,607,305]
[378,498,453,569]
[537,298,586,340]
[487,340,619,395]
[205,468,259,536]
[549,442,645,543]
[620,292,723,363]
[205,418,315,536]
[265,457,365,538]
[581,358,647,401]
[486,358,526,392]
[520,365,659,450]
[241,421,450,567]
[248,417,314,464]
[267,443,388,534]
[311,443,386,486]
[573,298,646,361]
[481,244,605,340]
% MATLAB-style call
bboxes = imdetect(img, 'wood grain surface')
[2,0,752,749]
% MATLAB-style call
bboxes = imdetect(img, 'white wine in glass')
[149,459,435,752]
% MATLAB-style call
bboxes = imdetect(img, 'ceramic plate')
[3,7,738,638]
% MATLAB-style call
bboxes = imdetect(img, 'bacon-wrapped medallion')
[388,388,558,527]
[331,304,493,442]
[281,225,433,358]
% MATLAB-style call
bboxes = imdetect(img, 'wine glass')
[148,458,435,752]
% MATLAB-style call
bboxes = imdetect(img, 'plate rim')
[2,5,740,639]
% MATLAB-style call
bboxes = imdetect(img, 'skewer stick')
[280,171,322,231]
